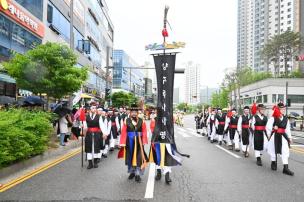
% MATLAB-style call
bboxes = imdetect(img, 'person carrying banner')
[83,103,102,169]
[251,104,268,166]
[266,103,294,176]
[237,106,252,157]
[119,104,148,183]
[224,108,240,151]
[215,108,226,145]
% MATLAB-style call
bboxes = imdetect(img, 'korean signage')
[0,0,44,37]
[152,53,177,144]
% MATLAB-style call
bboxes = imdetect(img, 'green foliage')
[211,88,229,108]
[111,91,138,108]
[3,42,88,99]
[0,109,53,168]
[176,103,190,112]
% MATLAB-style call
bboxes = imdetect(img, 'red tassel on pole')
[79,108,86,121]
[272,106,281,118]
[162,28,168,37]
[251,103,257,116]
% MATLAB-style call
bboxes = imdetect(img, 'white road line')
[187,128,196,132]
[177,127,187,132]
[176,128,191,138]
[188,132,203,138]
[215,145,241,159]
[291,144,304,147]
[144,163,156,199]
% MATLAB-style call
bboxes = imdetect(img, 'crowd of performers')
[81,103,184,184]
[195,103,294,176]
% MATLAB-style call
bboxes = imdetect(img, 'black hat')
[244,106,250,110]
[231,108,236,112]
[129,103,140,111]
[277,103,286,108]
[217,108,222,111]
[257,104,266,109]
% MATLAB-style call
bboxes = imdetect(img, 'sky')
[106,0,237,94]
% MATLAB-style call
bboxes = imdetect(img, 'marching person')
[114,109,122,149]
[266,103,294,176]
[195,113,201,134]
[107,109,120,152]
[251,104,268,166]
[99,109,111,158]
[215,108,226,145]
[83,104,102,169]
[119,104,148,183]
[237,106,252,157]
[224,108,240,151]
[207,109,217,143]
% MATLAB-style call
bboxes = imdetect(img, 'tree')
[111,91,138,108]
[176,103,190,112]
[262,31,304,77]
[3,42,88,101]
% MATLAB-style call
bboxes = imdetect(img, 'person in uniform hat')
[237,106,252,157]
[119,104,148,182]
[99,108,111,158]
[207,108,217,142]
[251,104,268,166]
[266,103,294,176]
[224,108,240,151]
[215,108,226,145]
[83,103,102,169]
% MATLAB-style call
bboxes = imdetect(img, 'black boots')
[219,141,222,146]
[256,157,262,166]
[155,169,162,181]
[135,175,141,183]
[165,173,172,184]
[128,173,135,180]
[271,161,277,171]
[87,160,93,169]
[93,159,98,168]
[283,164,294,176]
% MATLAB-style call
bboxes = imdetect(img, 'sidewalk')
[0,138,82,187]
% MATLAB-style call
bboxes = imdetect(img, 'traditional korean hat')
[129,103,140,111]
[277,103,286,108]
[257,104,266,109]
[243,106,250,110]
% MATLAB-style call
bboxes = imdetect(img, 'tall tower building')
[184,62,201,104]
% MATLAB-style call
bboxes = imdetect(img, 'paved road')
[1,115,304,201]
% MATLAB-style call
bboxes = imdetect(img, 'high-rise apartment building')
[184,62,200,104]
[237,0,304,74]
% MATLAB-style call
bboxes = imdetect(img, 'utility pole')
[70,0,74,50]
[105,46,110,107]
[286,81,288,115]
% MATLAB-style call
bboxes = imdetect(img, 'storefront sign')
[0,0,44,37]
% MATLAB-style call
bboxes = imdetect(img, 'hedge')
[0,109,53,168]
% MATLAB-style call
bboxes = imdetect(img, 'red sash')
[88,127,101,132]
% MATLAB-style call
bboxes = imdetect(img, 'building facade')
[173,87,180,104]
[113,50,144,97]
[231,78,304,115]
[144,77,153,104]
[237,0,304,74]
[184,62,201,104]
[0,0,114,101]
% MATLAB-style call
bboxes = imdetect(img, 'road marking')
[291,148,304,155]
[291,144,304,147]
[187,128,196,133]
[215,145,241,159]
[176,128,191,137]
[188,132,203,138]
[0,148,81,193]
[144,163,156,199]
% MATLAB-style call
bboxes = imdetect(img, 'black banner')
[152,53,176,144]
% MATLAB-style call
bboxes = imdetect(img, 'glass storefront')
[0,14,42,56]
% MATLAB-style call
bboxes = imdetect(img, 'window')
[256,95,262,103]
[15,0,43,20]
[263,95,268,103]
[278,94,284,102]
[272,94,277,103]
[288,95,304,104]
[47,3,70,41]
[74,28,83,51]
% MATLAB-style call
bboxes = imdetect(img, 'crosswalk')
[174,126,202,138]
